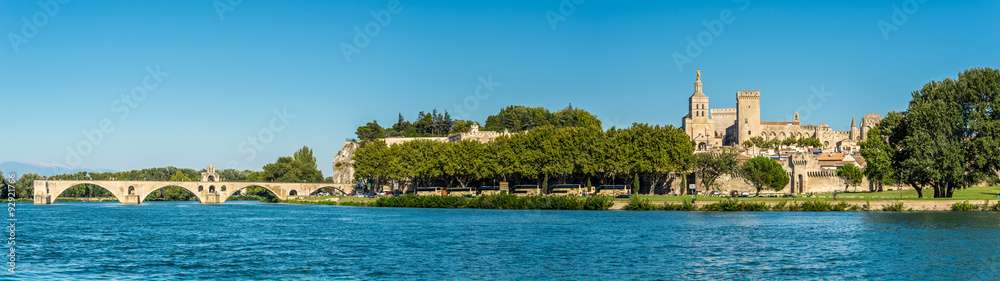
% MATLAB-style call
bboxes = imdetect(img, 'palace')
[681,69,882,152]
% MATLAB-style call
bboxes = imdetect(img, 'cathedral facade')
[681,70,882,151]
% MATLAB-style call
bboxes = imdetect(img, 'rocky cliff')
[330,141,358,184]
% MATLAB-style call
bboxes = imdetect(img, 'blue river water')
[12,201,1000,280]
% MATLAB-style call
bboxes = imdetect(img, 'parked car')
[782,194,798,198]
[616,194,631,199]
[709,191,721,197]
[740,191,750,197]
[730,190,739,197]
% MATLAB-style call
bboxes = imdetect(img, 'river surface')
[12,201,1000,280]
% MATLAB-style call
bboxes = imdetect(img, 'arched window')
[198,185,204,192]
[289,190,298,196]
[128,186,135,195]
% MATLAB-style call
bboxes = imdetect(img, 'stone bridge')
[32,180,351,204]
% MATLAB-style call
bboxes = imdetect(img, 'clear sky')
[2,0,997,176]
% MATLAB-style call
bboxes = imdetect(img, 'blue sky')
[1,0,997,176]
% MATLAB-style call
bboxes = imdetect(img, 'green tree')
[859,127,896,191]
[796,137,823,148]
[355,121,384,142]
[739,156,790,196]
[263,146,325,183]
[835,163,864,192]
[450,120,477,134]
[891,68,1000,198]
[691,149,740,191]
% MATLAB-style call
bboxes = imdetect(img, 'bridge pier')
[122,195,140,204]
[34,195,51,204]
[201,194,222,204]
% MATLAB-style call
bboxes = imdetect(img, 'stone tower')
[736,90,761,144]
[682,69,713,150]
[689,73,709,122]
[850,115,859,140]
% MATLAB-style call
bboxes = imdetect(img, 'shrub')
[663,200,698,211]
[989,201,1000,212]
[623,197,659,211]
[951,201,978,211]
[772,201,789,211]
[375,195,468,208]
[701,198,768,211]
[280,199,340,205]
[881,201,906,212]
[468,193,526,209]
[831,201,849,211]
[799,201,832,212]
[339,200,374,207]
[582,196,614,210]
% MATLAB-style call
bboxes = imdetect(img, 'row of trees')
[483,105,601,133]
[353,124,694,194]
[741,136,823,150]
[355,105,603,142]
[356,110,473,142]
[860,68,1000,198]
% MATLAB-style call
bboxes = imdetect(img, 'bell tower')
[689,69,709,121]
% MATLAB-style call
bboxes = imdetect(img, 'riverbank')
[276,194,1000,212]
[619,198,1000,211]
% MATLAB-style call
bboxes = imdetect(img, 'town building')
[681,69,882,151]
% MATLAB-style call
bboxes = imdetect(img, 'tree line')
[353,123,694,194]
[741,135,823,150]
[355,105,602,142]
[860,67,1000,198]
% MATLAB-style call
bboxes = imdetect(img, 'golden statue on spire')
[697,69,701,81]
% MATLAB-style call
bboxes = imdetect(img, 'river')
[13,202,1000,280]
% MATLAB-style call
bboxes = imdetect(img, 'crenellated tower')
[736,90,761,144]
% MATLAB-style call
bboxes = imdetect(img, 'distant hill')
[0,161,117,177]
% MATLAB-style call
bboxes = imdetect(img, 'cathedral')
[681,69,882,152]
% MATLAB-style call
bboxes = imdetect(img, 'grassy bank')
[635,185,1000,202]
[279,194,614,210]
[622,197,910,211]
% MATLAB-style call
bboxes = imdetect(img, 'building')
[380,124,511,146]
[681,69,882,151]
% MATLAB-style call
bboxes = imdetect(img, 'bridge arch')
[308,185,349,196]
[228,184,283,201]
[46,182,127,203]
[139,184,204,203]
